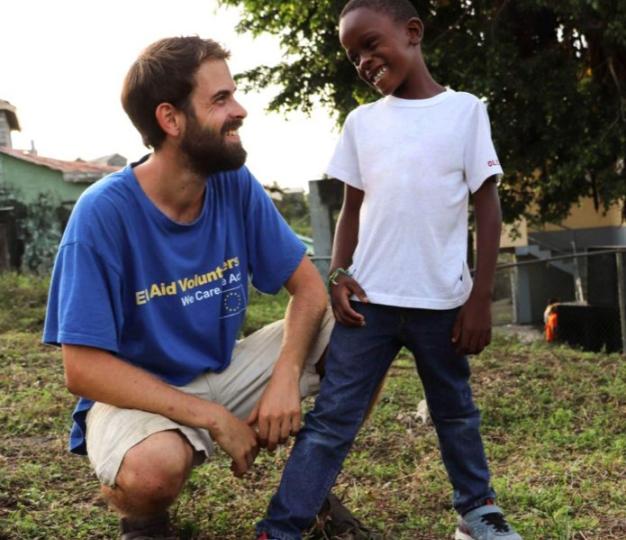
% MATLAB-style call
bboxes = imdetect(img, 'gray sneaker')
[455,504,522,540]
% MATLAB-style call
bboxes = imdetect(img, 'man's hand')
[451,294,492,355]
[247,363,302,451]
[330,274,368,326]
[208,405,259,477]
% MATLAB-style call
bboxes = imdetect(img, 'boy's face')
[339,8,422,98]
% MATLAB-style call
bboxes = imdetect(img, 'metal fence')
[490,248,626,353]
[312,248,626,354]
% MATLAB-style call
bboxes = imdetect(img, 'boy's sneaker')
[454,504,522,540]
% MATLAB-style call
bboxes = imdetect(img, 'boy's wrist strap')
[328,267,352,289]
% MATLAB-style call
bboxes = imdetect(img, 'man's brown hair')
[121,36,230,150]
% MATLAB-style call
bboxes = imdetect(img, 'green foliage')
[219,0,626,224]
[19,192,62,275]
[265,182,312,236]
[241,287,290,336]
[0,184,63,275]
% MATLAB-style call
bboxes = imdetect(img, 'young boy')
[257,1,521,539]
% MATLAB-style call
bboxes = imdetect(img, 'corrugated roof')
[0,147,118,183]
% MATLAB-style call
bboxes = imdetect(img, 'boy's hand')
[452,294,492,355]
[330,274,368,326]
[208,405,259,478]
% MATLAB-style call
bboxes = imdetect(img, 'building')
[501,199,625,324]
[0,147,120,204]
[0,99,124,270]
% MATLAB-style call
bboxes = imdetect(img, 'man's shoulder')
[77,167,133,211]
[63,167,133,243]
[209,165,253,193]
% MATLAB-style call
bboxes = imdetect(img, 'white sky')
[1,0,340,190]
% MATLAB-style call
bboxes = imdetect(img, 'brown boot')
[313,494,382,540]
[120,513,176,539]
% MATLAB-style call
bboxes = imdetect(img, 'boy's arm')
[62,345,259,477]
[247,256,327,450]
[452,178,502,355]
[329,184,369,326]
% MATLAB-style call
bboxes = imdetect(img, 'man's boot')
[120,513,176,539]
[313,494,382,540]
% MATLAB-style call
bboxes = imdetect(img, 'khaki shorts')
[85,310,334,486]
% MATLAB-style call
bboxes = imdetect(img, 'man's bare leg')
[101,430,194,535]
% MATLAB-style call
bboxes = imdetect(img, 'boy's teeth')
[372,67,387,84]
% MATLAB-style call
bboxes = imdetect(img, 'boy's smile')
[339,7,422,98]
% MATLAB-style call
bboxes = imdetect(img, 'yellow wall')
[499,197,624,248]
[537,197,623,232]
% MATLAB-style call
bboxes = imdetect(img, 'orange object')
[545,312,558,342]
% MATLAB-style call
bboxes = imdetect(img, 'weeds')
[0,276,624,539]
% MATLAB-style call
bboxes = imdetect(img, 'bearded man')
[43,37,359,539]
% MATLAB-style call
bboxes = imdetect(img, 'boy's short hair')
[121,36,230,150]
[340,0,419,22]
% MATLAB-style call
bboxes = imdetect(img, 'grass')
[1,275,625,539]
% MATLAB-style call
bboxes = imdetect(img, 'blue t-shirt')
[43,162,306,455]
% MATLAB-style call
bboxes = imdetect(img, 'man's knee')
[104,430,194,511]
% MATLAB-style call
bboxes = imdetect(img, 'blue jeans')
[257,302,495,540]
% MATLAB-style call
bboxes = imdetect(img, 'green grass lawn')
[0,275,625,539]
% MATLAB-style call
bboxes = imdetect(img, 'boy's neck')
[393,56,446,100]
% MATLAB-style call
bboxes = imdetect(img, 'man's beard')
[180,113,247,177]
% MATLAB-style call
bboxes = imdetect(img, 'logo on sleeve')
[488,160,500,167]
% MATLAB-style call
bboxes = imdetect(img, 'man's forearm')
[276,257,328,375]
[62,345,223,430]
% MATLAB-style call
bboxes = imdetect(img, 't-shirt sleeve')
[325,112,363,190]
[243,171,306,294]
[43,241,123,352]
[464,101,503,193]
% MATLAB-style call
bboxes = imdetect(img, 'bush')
[19,193,62,275]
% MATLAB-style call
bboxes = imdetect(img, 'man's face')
[180,60,248,177]
[339,8,421,98]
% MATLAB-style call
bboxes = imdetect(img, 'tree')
[219,0,625,223]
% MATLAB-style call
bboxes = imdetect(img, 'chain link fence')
[491,248,626,353]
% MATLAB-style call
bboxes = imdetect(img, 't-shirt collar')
[384,88,455,108]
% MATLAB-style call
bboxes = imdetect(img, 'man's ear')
[155,103,184,138]
[407,17,424,46]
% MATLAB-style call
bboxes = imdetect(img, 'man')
[44,36,340,539]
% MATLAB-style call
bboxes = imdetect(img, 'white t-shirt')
[326,89,503,309]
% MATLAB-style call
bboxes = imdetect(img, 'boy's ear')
[406,17,424,46]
